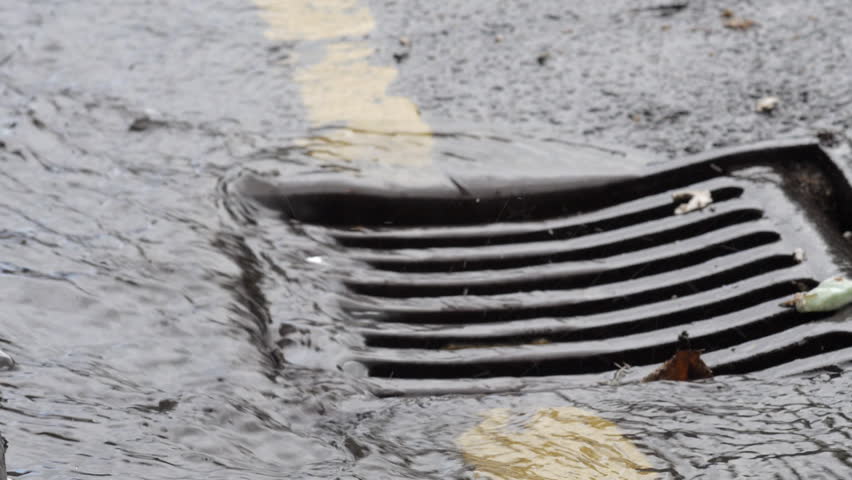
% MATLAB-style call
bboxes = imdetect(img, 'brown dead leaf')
[721,8,734,18]
[643,350,713,382]
[643,331,713,382]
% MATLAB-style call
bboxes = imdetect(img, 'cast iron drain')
[245,141,852,395]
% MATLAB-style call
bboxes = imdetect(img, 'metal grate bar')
[344,244,800,323]
[345,226,781,297]
[331,180,745,249]
[359,271,815,349]
[352,202,763,272]
[356,300,834,379]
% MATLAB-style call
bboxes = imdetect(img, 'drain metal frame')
[240,139,852,396]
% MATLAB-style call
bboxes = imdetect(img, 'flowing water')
[1,1,852,479]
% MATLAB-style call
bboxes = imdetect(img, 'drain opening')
[363,279,816,349]
[363,310,834,379]
[713,331,852,376]
[336,186,744,249]
[347,230,781,297]
[358,254,800,324]
[362,208,764,273]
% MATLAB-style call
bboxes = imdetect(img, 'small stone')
[128,109,167,132]
[755,96,780,113]
[156,399,178,412]
[817,130,839,147]
[392,51,409,64]
[128,116,152,131]
[0,349,14,370]
[725,17,756,30]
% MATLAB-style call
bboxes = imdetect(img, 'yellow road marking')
[253,0,432,166]
[458,407,657,479]
[254,0,373,41]
[253,3,654,476]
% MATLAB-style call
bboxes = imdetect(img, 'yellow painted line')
[458,407,656,479]
[253,0,433,166]
[253,3,654,476]
[254,0,374,41]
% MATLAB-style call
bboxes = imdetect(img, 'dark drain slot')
[365,209,764,273]
[364,311,832,379]
[712,332,852,376]
[337,186,744,249]
[364,280,815,349]
[348,231,780,298]
[366,255,799,324]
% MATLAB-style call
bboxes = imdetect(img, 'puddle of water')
[328,375,852,479]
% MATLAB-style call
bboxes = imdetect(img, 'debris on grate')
[643,331,713,382]
[305,256,325,265]
[781,276,852,312]
[672,189,713,214]
[609,362,632,386]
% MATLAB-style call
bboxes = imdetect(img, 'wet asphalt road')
[372,0,852,155]
[1,1,852,479]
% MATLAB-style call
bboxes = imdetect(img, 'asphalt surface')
[371,0,852,156]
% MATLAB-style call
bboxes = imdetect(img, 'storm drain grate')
[253,142,852,394]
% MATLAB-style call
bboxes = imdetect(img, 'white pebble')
[672,190,713,215]
[755,96,780,113]
[305,256,324,265]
